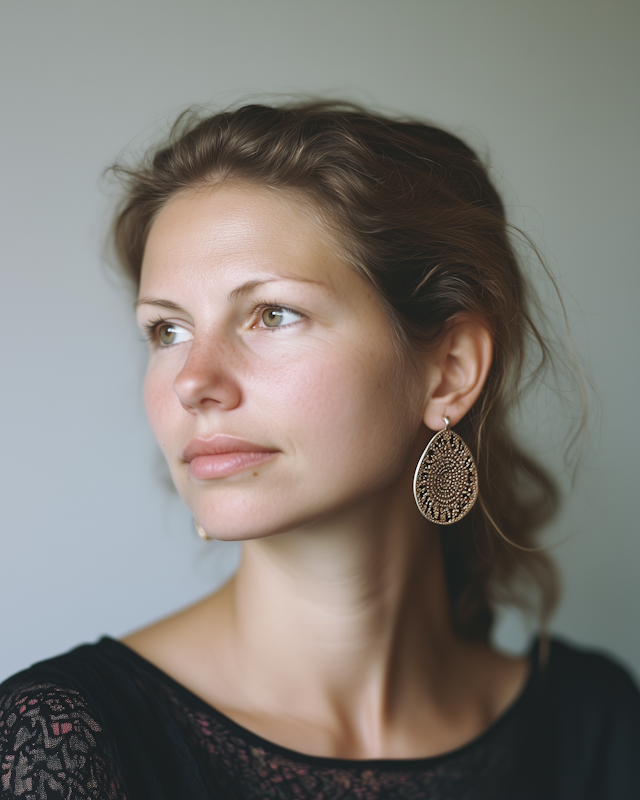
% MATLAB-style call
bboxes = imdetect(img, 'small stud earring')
[194,519,213,541]
[413,416,478,525]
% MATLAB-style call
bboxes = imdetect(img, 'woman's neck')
[228,490,452,712]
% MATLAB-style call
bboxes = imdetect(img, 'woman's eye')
[156,323,192,346]
[258,307,303,329]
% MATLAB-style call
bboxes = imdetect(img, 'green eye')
[259,307,302,328]
[157,323,192,346]
[159,324,177,345]
[261,308,284,328]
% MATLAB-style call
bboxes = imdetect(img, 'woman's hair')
[110,100,580,642]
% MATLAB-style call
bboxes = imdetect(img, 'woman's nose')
[173,335,242,413]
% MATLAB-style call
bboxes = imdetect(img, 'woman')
[1,102,638,799]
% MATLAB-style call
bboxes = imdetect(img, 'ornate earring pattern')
[413,416,478,525]
[194,519,213,541]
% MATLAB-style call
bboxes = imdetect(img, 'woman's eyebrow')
[135,278,329,311]
[229,277,329,301]
[135,298,184,311]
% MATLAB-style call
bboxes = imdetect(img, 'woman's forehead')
[139,184,357,299]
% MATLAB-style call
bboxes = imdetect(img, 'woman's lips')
[182,435,279,479]
[189,451,277,479]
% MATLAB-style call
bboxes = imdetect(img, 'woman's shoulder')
[545,636,640,708]
[538,637,640,797]
[0,638,139,721]
[0,642,129,799]
[1,638,212,799]
[0,637,161,741]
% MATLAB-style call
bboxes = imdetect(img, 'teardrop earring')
[194,519,213,541]
[413,416,478,525]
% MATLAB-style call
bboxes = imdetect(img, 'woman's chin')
[190,511,301,543]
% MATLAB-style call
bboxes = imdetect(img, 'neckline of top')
[98,634,542,770]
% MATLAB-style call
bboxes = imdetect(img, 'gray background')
[1,0,638,681]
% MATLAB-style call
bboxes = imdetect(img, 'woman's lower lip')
[188,451,278,479]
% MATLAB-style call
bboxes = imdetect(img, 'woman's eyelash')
[254,301,296,313]
[142,315,167,343]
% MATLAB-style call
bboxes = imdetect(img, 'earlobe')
[421,317,493,430]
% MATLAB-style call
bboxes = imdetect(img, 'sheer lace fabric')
[0,683,125,799]
[152,677,515,799]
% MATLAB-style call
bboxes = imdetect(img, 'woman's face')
[137,184,427,540]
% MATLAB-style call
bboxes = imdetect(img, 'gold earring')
[194,519,213,541]
[413,416,478,525]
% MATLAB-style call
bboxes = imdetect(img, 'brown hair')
[110,100,579,641]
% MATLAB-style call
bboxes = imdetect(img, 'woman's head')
[137,182,447,541]
[112,101,562,642]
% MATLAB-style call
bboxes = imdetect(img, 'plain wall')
[1,0,638,681]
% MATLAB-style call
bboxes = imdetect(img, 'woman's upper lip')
[182,435,277,462]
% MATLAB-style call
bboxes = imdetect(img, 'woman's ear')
[421,315,493,431]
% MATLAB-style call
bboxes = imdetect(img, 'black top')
[0,637,639,799]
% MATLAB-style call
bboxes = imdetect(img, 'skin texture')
[125,183,527,759]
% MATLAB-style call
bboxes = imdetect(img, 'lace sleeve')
[0,682,127,799]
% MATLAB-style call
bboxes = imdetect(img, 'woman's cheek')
[143,360,181,453]
[267,346,395,460]
[260,347,346,426]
